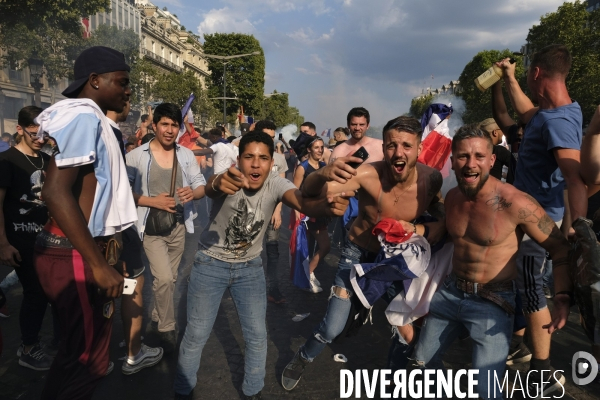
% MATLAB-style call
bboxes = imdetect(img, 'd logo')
[572,351,598,386]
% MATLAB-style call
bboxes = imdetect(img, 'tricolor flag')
[417,103,453,172]
[320,128,331,137]
[289,214,311,289]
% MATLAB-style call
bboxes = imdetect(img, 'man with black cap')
[34,46,137,399]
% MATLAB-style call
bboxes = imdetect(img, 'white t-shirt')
[211,142,239,174]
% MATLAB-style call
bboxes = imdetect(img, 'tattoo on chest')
[486,195,512,211]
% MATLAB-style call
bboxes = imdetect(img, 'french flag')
[289,214,311,289]
[417,103,453,172]
[321,128,331,137]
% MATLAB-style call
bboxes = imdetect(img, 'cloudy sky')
[152,0,567,131]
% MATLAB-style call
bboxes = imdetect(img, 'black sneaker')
[282,351,308,391]
[527,368,565,398]
[159,330,178,354]
[243,391,262,400]
[267,288,286,304]
[19,343,53,371]
[506,342,532,365]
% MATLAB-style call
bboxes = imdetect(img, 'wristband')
[211,173,223,193]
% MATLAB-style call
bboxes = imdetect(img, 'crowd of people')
[0,42,599,400]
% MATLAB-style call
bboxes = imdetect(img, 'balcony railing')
[142,48,182,72]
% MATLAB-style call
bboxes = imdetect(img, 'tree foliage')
[0,0,110,32]
[526,0,600,123]
[151,70,220,125]
[409,94,434,119]
[202,33,265,123]
[83,25,140,64]
[458,49,526,124]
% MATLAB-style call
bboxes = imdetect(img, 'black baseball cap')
[62,46,130,98]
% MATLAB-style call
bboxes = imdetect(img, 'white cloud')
[287,28,334,45]
[197,7,256,37]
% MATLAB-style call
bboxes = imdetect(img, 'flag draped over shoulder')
[289,214,311,289]
[417,103,453,172]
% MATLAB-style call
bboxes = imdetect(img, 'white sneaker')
[304,279,322,293]
[310,273,321,288]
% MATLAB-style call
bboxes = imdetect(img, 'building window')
[8,61,22,81]
[5,97,23,119]
[176,55,179,66]
[152,41,155,53]
[170,51,173,62]
[161,46,164,58]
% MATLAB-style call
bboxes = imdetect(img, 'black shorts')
[120,226,145,279]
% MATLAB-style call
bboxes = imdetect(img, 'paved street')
[1,202,600,399]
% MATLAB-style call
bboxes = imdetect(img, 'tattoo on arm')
[486,195,512,211]
[537,214,555,235]
[427,171,443,199]
[517,198,556,236]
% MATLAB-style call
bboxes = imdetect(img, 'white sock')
[128,347,144,364]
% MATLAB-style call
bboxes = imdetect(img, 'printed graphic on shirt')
[19,170,45,215]
[224,197,265,257]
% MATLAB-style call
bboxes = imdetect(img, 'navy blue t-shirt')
[513,102,582,221]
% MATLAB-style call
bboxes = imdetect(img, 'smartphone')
[278,133,283,140]
[347,146,369,169]
[123,278,137,295]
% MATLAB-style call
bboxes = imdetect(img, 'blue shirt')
[513,102,582,221]
[126,140,206,238]
[0,141,9,152]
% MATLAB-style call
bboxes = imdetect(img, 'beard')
[457,171,490,198]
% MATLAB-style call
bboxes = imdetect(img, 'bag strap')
[169,147,178,197]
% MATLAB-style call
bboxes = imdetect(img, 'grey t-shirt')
[272,152,288,176]
[148,152,183,205]
[199,175,296,262]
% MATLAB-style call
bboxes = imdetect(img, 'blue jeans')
[413,274,515,400]
[300,239,376,361]
[174,251,267,397]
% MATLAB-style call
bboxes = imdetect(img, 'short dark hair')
[530,44,572,77]
[334,127,349,137]
[239,131,274,158]
[382,116,422,141]
[451,123,493,153]
[141,114,149,123]
[18,106,43,127]
[301,121,316,131]
[2,132,12,140]
[255,120,276,132]
[347,107,370,126]
[153,103,182,126]
[208,128,222,138]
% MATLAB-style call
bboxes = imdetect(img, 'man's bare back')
[331,136,384,163]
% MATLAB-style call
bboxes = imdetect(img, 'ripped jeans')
[300,238,376,361]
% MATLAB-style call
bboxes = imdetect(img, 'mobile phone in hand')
[279,133,283,140]
[123,278,137,295]
[347,146,369,169]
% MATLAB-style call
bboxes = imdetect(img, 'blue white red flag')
[321,128,331,137]
[417,103,453,172]
[289,214,310,289]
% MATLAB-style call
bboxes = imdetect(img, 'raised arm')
[300,156,364,197]
[281,189,352,218]
[497,59,537,123]
[42,159,124,298]
[514,193,571,332]
[581,105,600,185]
[491,82,516,136]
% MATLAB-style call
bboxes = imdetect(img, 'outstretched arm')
[301,156,365,197]
[282,189,352,218]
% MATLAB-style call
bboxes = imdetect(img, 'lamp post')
[201,111,208,132]
[28,51,44,108]
[201,51,260,125]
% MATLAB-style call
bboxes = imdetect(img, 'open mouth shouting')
[462,171,480,184]
[249,172,262,182]
[393,159,407,174]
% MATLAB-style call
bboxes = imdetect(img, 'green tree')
[152,70,220,124]
[83,25,140,64]
[0,1,110,87]
[458,49,525,124]
[202,33,265,123]
[526,0,600,123]
[129,58,160,109]
[409,93,434,119]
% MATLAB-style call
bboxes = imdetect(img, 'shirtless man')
[330,107,384,162]
[281,116,445,391]
[412,124,572,399]
[34,47,137,399]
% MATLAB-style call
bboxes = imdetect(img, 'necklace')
[15,146,44,170]
[391,172,418,206]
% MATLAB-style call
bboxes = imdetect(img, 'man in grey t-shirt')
[173,132,350,400]
[254,120,289,303]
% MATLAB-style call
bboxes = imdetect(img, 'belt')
[453,274,515,314]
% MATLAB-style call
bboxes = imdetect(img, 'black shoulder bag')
[145,149,178,236]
